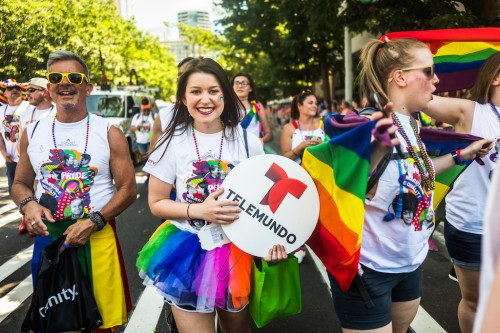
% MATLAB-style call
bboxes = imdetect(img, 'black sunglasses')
[26,87,45,93]
[6,86,21,91]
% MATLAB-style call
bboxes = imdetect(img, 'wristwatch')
[88,211,107,231]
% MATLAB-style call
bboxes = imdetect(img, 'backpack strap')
[291,120,299,129]
[30,120,40,140]
[243,129,249,158]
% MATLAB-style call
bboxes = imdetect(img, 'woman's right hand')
[295,138,321,156]
[195,187,241,224]
[24,201,54,236]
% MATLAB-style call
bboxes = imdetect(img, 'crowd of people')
[1,42,499,333]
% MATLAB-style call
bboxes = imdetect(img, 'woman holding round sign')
[137,57,287,333]
[325,39,492,333]
[280,90,326,263]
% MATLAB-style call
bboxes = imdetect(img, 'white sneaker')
[294,249,306,264]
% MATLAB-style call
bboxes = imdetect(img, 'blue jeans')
[137,143,150,155]
[5,161,17,195]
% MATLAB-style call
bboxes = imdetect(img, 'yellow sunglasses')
[46,72,89,85]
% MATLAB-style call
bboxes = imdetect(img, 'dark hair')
[154,58,245,159]
[392,192,418,214]
[47,50,89,78]
[469,52,500,104]
[291,90,315,120]
[178,57,195,69]
[141,97,149,105]
[230,72,258,102]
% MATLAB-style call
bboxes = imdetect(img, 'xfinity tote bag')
[21,235,102,333]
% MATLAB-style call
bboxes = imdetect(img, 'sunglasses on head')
[388,65,435,82]
[45,72,89,85]
[26,87,45,93]
[6,86,21,91]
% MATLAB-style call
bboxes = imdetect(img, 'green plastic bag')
[249,256,302,328]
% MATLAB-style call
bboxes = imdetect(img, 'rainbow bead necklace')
[392,113,435,191]
[192,123,225,190]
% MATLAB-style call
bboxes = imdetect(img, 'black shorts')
[329,265,422,330]
[444,219,481,270]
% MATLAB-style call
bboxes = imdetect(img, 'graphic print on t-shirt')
[39,149,98,221]
[182,154,233,230]
[2,113,21,142]
[387,157,433,231]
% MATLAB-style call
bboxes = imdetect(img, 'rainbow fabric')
[420,127,483,211]
[302,120,376,292]
[33,219,132,329]
[381,28,500,93]
[137,221,253,312]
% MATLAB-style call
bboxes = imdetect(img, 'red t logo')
[260,163,307,213]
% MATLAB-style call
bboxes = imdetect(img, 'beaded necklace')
[192,123,225,190]
[488,100,500,123]
[297,118,315,141]
[392,113,435,191]
[52,113,90,171]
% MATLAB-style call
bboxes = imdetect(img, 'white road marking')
[0,202,16,215]
[0,211,21,228]
[123,285,164,333]
[0,275,33,324]
[306,244,446,332]
[0,245,34,284]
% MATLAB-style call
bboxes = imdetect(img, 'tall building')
[115,0,134,20]
[164,11,214,63]
[177,11,211,36]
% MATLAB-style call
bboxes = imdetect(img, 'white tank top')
[290,119,325,164]
[361,113,434,273]
[1,101,29,162]
[446,102,500,234]
[27,113,113,221]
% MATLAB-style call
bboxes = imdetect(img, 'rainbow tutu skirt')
[137,222,253,312]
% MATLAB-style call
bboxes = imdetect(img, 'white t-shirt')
[361,113,434,273]
[144,126,264,233]
[1,101,29,162]
[131,112,155,144]
[27,113,114,221]
[446,102,500,234]
[19,105,55,130]
[159,104,174,131]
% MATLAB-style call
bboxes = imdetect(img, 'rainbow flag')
[302,120,376,292]
[381,28,500,93]
[420,127,484,211]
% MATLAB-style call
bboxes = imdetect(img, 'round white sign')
[220,154,319,257]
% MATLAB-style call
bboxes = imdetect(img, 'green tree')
[217,0,490,101]
[0,0,177,99]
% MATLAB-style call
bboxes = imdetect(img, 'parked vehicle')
[86,86,158,165]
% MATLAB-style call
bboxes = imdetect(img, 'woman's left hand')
[263,244,288,263]
[462,138,494,160]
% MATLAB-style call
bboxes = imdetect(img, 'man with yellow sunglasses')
[12,50,136,332]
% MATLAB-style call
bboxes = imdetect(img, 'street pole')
[344,26,353,103]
